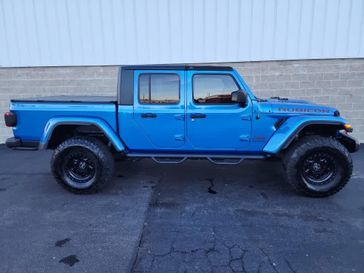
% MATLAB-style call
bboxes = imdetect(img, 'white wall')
[0,0,364,67]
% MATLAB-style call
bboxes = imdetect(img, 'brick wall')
[0,58,363,143]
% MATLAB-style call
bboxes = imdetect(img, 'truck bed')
[9,95,118,142]
[11,95,117,104]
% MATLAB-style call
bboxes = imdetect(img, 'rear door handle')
[141,113,157,118]
[190,113,206,119]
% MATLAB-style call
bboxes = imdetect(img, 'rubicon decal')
[278,108,330,113]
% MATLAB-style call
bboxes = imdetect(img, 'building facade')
[1,0,364,142]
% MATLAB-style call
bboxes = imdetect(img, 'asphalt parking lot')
[0,145,363,273]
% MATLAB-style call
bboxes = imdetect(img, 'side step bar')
[127,153,266,165]
[207,157,244,165]
[152,157,187,164]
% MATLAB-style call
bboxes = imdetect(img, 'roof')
[121,65,233,71]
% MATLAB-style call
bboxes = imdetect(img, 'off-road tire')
[283,135,352,197]
[51,136,115,193]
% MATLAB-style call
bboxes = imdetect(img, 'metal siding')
[0,0,363,67]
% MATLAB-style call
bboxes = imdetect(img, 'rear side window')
[193,74,239,104]
[139,73,180,104]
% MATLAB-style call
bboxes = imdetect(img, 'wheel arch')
[263,116,354,154]
[39,117,125,152]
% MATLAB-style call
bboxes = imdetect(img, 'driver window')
[193,74,239,104]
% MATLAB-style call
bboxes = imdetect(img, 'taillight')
[4,112,17,127]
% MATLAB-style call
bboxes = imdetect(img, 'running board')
[207,157,244,165]
[151,157,187,164]
[126,153,266,164]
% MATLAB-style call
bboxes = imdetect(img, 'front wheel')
[283,136,353,197]
[51,136,115,193]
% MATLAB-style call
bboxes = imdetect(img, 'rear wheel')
[51,136,114,193]
[283,136,352,197]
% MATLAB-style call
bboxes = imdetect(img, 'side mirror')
[231,90,247,107]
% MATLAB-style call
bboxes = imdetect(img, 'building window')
[193,74,239,104]
[139,74,180,104]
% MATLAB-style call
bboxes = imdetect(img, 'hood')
[257,97,338,116]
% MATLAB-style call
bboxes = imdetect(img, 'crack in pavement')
[206,178,217,194]
[285,259,298,273]
[130,176,300,273]
[130,178,162,273]
[133,232,291,273]
[225,243,248,273]
[259,248,279,273]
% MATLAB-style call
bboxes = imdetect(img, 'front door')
[133,70,185,149]
[186,71,252,151]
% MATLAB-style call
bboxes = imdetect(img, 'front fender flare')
[39,117,125,152]
[263,116,348,154]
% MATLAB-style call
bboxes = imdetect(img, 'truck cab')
[4,65,360,197]
[118,65,254,154]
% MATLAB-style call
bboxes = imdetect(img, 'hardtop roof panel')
[121,65,233,71]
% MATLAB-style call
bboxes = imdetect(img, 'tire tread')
[283,135,353,197]
[51,136,114,194]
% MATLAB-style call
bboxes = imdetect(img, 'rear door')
[186,71,252,151]
[133,70,185,149]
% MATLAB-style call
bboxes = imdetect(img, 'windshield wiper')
[270,96,288,100]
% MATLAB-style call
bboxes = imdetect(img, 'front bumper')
[338,133,360,153]
[6,137,39,150]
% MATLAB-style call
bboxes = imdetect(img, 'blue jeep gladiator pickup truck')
[4,65,360,197]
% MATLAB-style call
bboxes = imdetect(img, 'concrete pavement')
[0,145,363,273]
[0,146,153,273]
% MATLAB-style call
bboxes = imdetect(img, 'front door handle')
[190,113,207,119]
[141,113,157,118]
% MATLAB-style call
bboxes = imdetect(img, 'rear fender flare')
[39,117,125,151]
